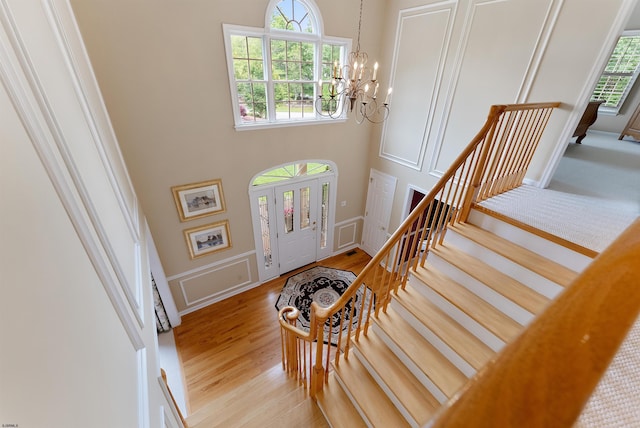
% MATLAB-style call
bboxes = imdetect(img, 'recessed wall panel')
[432,0,555,174]
[381,4,455,170]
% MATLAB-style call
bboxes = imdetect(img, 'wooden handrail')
[428,219,640,428]
[161,368,188,427]
[278,102,561,399]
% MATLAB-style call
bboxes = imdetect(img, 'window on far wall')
[222,0,350,129]
[591,31,640,114]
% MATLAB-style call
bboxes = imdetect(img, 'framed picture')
[184,220,232,259]
[172,179,226,222]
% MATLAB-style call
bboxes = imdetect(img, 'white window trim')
[595,30,640,115]
[222,1,351,130]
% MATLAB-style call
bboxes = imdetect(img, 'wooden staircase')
[315,207,593,427]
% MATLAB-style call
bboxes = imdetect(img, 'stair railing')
[278,102,561,398]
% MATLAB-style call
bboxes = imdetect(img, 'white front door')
[275,180,318,274]
[362,169,397,257]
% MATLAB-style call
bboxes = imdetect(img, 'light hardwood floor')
[173,248,372,417]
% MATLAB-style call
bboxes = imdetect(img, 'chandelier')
[315,0,391,124]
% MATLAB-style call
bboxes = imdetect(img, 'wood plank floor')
[173,248,372,416]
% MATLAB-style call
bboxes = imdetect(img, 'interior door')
[362,169,397,257]
[275,180,318,274]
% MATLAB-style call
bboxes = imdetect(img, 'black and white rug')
[275,266,371,345]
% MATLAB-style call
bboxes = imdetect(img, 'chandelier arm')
[313,0,391,124]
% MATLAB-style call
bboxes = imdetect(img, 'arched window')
[269,0,316,33]
[223,0,350,129]
[251,160,333,186]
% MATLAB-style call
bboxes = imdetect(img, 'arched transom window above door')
[251,161,335,186]
[249,160,337,282]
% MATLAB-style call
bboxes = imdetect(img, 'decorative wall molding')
[167,250,256,281]
[175,251,255,315]
[380,1,457,170]
[337,222,358,249]
[44,0,145,325]
[427,0,559,178]
[0,0,145,350]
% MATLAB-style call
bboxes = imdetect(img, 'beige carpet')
[478,185,637,252]
[575,317,640,428]
[548,132,640,206]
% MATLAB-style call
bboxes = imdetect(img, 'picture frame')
[184,220,232,259]
[172,179,226,222]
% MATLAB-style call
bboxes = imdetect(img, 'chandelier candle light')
[315,0,391,124]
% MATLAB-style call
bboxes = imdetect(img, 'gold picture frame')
[183,220,232,259]
[172,178,226,222]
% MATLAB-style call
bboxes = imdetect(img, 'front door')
[275,180,318,274]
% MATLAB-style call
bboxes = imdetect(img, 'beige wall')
[70,0,634,313]
[70,0,386,312]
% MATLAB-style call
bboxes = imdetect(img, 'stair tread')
[393,283,496,370]
[413,265,523,342]
[333,355,411,427]
[432,244,550,315]
[452,221,578,287]
[316,373,367,428]
[353,331,440,425]
[374,307,468,398]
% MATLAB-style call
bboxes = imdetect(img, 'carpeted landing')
[479,185,638,253]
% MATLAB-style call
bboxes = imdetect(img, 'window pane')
[233,59,249,80]
[283,190,294,234]
[252,162,333,186]
[247,37,263,59]
[271,39,286,60]
[302,61,314,80]
[231,35,248,57]
[321,44,343,80]
[287,42,301,61]
[232,35,264,81]
[258,195,272,268]
[592,34,640,110]
[237,82,268,122]
[272,61,286,81]
[249,60,264,80]
[287,62,301,80]
[273,82,287,102]
[320,182,329,249]
[270,0,314,34]
[300,187,310,229]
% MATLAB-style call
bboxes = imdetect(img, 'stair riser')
[428,253,534,326]
[372,323,449,404]
[446,228,565,299]
[389,298,476,377]
[408,275,505,352]
[468,209,593,272]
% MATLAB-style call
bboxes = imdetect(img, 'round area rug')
[275,266,371,345]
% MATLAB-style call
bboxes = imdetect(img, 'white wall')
[0,1,181,426]
[368,0,635,231]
